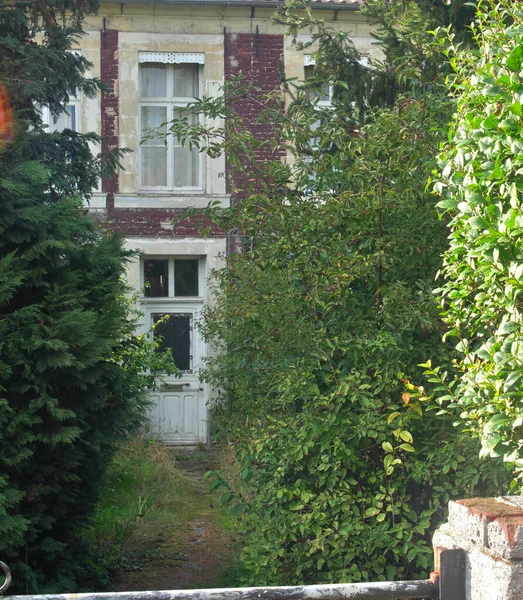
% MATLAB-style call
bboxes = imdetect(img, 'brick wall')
[93,208,223,237]
[224,32,285,202]
[100,29,119,201]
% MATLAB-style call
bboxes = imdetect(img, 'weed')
[81,434,242,590]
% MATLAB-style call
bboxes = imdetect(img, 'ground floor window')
[143,257,203,298]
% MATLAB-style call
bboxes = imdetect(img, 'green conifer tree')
[0,1,167,591]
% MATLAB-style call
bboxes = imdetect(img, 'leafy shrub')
[434,1,523,476]
[201,102,508,581]
[0,2,173,591]
[164,8,509,582]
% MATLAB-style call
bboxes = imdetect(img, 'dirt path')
[108,449,240,592]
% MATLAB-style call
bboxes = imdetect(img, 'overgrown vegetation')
[0,1,173,592]
[427,1,523,477]
[163,0,510,586]
[84,437,191,585]
[84,436,239,589]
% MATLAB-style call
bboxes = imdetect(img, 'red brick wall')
[224,32,285,202]
[100,29,119,201]
[93,208,223,237]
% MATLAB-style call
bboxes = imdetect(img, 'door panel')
[149,388,201,443]
[144,303,207,444]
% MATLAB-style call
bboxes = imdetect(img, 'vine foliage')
[434,1,523,477]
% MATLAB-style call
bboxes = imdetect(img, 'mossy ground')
[84,437,241,591]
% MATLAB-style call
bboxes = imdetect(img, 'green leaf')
[468,216,489,230]
[504,372,521,390]
[437,198,458,210]
[506,44,523,72]
[399,443,415,453]
[382,441,394,453]
[399,430,413,444]
[409,404,423,417]
[209,478,223,493]
[387,412,401,425]
[498,321,519,335]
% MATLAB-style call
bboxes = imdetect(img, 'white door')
[141,257,208,445]
[145,306,207,444]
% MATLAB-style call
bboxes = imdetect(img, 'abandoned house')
[64,0,376,444]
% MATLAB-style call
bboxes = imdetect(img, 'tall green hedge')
[0,1,169,591]
[433,1,523,476]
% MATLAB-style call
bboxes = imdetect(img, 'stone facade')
[81,0,378,226]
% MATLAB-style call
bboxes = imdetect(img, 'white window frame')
[139,58,204,193]
[141,256,206,302]
[41,98,80,132]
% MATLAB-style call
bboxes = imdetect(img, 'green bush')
[163,2,509,582]
[433,1,523,477]
[200,104,507,584]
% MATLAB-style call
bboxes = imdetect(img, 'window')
[140,62,202,190]
[143,257,201,298]
[304,64,332,106]
[42,100,79,132]
[152,312,193,371]
[304,55,369,107]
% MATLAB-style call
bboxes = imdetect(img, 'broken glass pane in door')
[152,313,192,372]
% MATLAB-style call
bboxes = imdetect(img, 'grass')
[82,435,238,588]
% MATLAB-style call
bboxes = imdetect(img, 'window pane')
[304,65,314,79]
[144,259,169,297]
[50,104,76,132]
[141,147,167,187]
[305,65,330,103]
[173,146,199,187]
[141,64,167,97]
[175,259,199,296]
[153,313,192,372]
[141,106,167,144]
[141,106,168,187]
[172,64,199,98]
[318,83,331,103]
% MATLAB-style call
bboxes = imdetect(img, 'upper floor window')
[42,99,80,132]
[139,54,203,191]
[303,55,369,107]
[304,65,331,106]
